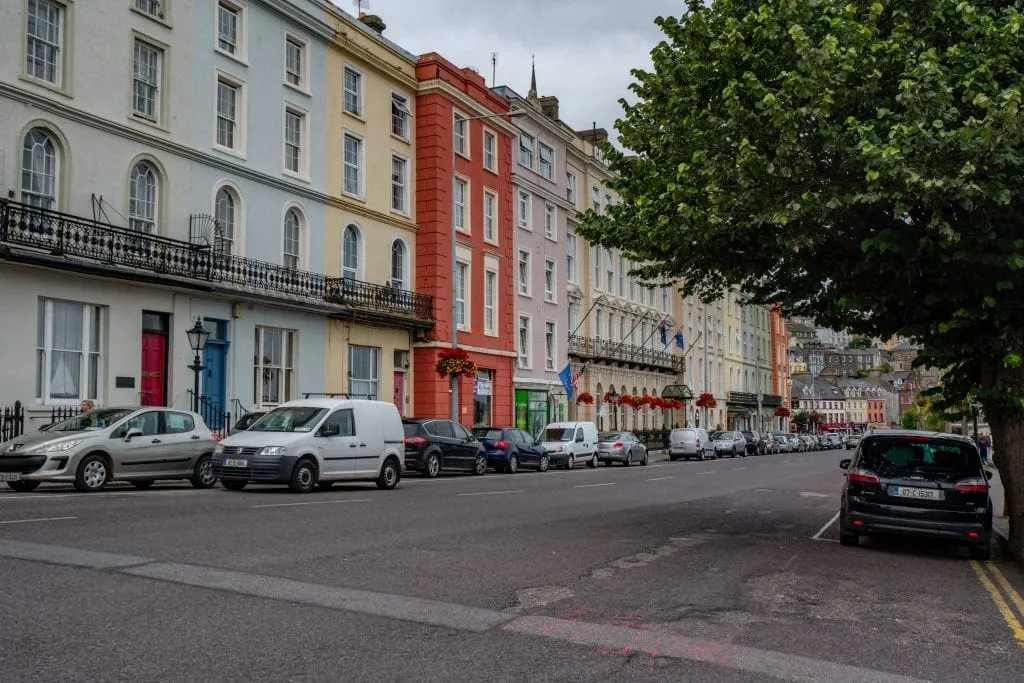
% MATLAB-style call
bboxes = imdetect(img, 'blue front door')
[202,320,229,428]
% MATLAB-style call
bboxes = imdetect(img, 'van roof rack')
[302,392,352,399]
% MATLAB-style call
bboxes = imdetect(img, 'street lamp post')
[449,108,526,422]
[185,319,211,414]
[608,387,618,431]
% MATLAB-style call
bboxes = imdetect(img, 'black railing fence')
[1,403,83,440]
[568,335,681,373]
[187,392,232,437]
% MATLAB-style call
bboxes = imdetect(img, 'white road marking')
[755,488,773,492]
[0,516,77,525]
[812,511,841,540]
[249,499,373,509]
[780,460,791,464]
[800,491,831,498]
[697,471,715,475]
[456,490,524,497]
[647,476,674,482]
[574,483,616,488]
[732,467,748,471]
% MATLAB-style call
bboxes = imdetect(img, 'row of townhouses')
[0,0,793,435]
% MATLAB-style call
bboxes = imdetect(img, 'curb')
[993,525,1010,554]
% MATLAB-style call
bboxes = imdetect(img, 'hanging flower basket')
[669,399,683,410]
[641,395,655,407]
[617,394,633,406]
[651,397,667,410]
[575,391,595,405]
[435,348,477,378]
[695,392,718,409]
[774,406,792,418]
[603,392,615,404]
[629,396,644,411]
[810,413,822,424]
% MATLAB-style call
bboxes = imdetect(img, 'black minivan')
[839,430,993,559]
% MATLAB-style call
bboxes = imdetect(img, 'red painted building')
[412,53,516,427]
[769,305,792,429]
[867,398,886,425]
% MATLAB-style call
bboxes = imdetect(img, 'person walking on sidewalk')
[979,433,991,465]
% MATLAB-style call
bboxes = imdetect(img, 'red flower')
[617,394,633,406]
[603,392,615,404]
[641,395,655,407]
[774,406,791,418]
[435,348,477,378]
[695,392,718,409]
[575,391,595,405]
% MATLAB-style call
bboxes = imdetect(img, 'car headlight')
[258,446,287,456]
[41,440,82,453]
[554,446,563,453]
[214,444,225,454]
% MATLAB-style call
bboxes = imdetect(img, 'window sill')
[455,227,471,236]
[130,6,173,29]
[128,113,169,134]
[483,165,498,176]
[518,291,531,299]
[390,208,411,220]
[482,237,499,248]
[283,169,311,184]
[390,133,411,145]
[213,144,247,161]
[344,110,366,123]
[544,234,557,243]
[284,81,311,97]
[455,150,471,161]
[544,297,556,304]
[18,74,72,99]
[214,47,249,67]
[341,191,366,203]
[517,224,531,232]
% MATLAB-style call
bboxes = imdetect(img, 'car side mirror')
[124,427,144,442]
[319,424,340,438]
[839,459,851,470]
[985,470,993,480]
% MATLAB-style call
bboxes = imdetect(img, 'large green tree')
[579,0,1024,558]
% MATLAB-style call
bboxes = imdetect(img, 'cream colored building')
[677,293,726,430]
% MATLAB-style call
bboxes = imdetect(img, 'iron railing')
[1,402,24,442]
[567,335,681,373]
[187,391,232,437]
[1,200,433,323]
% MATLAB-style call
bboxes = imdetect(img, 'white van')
[212,398,405,493]
[539,421,599,469]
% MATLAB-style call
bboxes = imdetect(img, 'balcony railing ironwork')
[567,335,681,373]
[1,200,433,323]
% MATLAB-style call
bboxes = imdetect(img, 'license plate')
[223,458,248,468]
[0,473,21,482]
[891,486,943,501]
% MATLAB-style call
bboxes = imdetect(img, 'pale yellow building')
[319,10,429,415]
[676,292,727,430]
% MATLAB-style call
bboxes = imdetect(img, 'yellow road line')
[971,560,1024,646]
[987,562,1024,619]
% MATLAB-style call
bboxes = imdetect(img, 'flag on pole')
[675,331,685,350]
[571,362,588,390]
[558,363,574,399]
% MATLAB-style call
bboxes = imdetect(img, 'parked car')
[740,431,764,456]
[772,433,792,453]
[713,431,747,458]
[471,427,549,473]
[838,430,993,560]
[597,431,648,467]
[763,432,780,454]
[845,433,862,450]
[668,427,714,461]
[538,421,599,469]
[0,407,219,492]
[402,418,487,477]
[787,435,802,452]
[826,434,844,450]
[213,399,405,492]
[229,410,269,435]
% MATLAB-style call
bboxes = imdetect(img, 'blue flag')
[675,331,685,349]
[558,363,574,400]
[659,322,668,346]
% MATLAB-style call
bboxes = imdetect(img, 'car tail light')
[955,478,988,493]
[905,436,933,443]
[847,468,880,484]
[212,434,222,442]
[967,530,980,539]
[404,436,428,446]
[695,440,700,447]
[493,440,509,450]
[613,442,624,449]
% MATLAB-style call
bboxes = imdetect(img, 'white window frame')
[134,0,164,20]
[128,161,159,234]
[538,142,554,181]
[131,36,163,124]
[213,72,246,157]
[566,171,576,205]
[455,260,469,331]
[517,249,531,297]
[593,245,602,290]
[36,297,103,406]
[543,258,556,303]
[517,189,531,230]
[484,268,497,335]
[618,255,625,296]
[391,89,411,140]
[390,239,407,290]
[348,345,380,400]
[518,133,535,169]
[566,234,577,283]
[254,326,296,408]
[343,64,364,118]
[483,189,498,244]
[453,176,469,233]
[391,152,409,215]
[24,0,67,89]
[21,128,60,210]
[282,207,302,269]
[483,128,497,172]
[215,0,246,64]
[544,203,556,241]
[282,103,309,179]
[342,129,364,198]
[341,223,362,280]
[544,321,557,371]
[213,184,238,255]
[453,111,468,157]
[283,31,308,93]
[592,186,601,212]
[517,315,531,369]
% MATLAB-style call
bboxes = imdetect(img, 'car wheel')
[566,455,575,470]
[376,457,400,490]
[131,480,155,490]
[507,455,518,474]
[641,451,648,466]
[472,454,487,475]
[969,543,991,561]
[6,481,40,493]
[288,459,318,493]
[538,455,550,472]
[623,452,631,467]
[190,454,217,489]
[74,454,110,492]
[424,453,441,478]
[588,453,598,468]
[839,532,859,547]
[669,454,678,461]
[221,479,247,491]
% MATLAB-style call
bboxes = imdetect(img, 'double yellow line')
[972,560,1024,646]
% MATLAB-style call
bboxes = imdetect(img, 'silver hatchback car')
[0,407,220,492]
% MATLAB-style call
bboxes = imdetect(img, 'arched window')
[214,187,236,254]
[390,239,406,289]
[21,128,59,209]
[129,162,158,233]
[342,224,360,280]
[283,209,302,269]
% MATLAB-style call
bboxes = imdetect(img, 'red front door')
[393,371,405,417]
[141,332,167,406]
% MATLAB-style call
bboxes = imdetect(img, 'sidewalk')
[987,465,1010,549]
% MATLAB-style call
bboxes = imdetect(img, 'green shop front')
[514,388,566,438]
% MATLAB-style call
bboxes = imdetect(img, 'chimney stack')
[538,96,559,121]
[358,13,386,33]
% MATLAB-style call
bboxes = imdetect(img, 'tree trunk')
[979,360,1024,563]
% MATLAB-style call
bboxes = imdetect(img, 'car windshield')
[473,428,504,440]
[672,429,695,438]
[599,432,623,441]
[402,422,422,437]
[858,437,981,476]
[248,407,327,432]
[49,408,135,432]
[715,433,732,441]
[544,428,575,441]
[773,435,788,441]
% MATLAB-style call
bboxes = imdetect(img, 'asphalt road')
[1,449,1022,682]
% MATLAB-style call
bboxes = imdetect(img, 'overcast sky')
[338,0,683,146]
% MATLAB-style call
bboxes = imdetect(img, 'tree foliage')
[848,336,873,349]
[900,409,919,430]
[792,410,811,428]
[578,0,1024,555]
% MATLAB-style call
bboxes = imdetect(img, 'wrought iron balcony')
[726,392,784,407]
[567,334,681,373]
[0,200,433,325]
